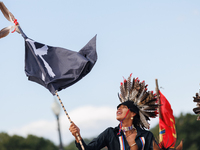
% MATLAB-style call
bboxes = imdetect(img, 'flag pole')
[155,79,162,144]
[17,25,27,39]
[55,91,85,150]
[155,79,161,119]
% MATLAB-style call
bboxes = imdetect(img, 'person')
[69,74,159,150]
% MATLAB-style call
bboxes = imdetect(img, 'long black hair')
[132,112,142,128]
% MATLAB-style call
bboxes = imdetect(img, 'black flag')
[25,35,97,95]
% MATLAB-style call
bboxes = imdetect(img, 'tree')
[0,133,58,150]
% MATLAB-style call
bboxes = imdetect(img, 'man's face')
[116,104,130,121]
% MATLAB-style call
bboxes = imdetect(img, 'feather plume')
[193,93,200,102]
[141,105,158,111]
[118,93,123,103]
[0,1,21,39]
[134,80,140,91]
[139,111,149,129]
[142,92,155,104]
[127,74,132,97]
[120,83,126,102]
[123,79,128,99]
[119,94,125,102]
[130,77,135,93]
[138,81,145,94]
[137,88,147,105]
[139,92,150,105]
[129,89,138,101]
[140,110,153,118]
[0,26,12,39]
[144,98,157,105]
[193,107,200,114]
[143,111,158,118]
[138,92,149,105]
[0,2,15,22]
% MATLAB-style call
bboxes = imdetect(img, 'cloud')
[7,119,58,143]
[7,105,159,146]
[7,105,118,145]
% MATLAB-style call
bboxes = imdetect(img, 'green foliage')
[150,113,200,150]
[64,140,77,150]
[150,124,159,141]
[0,133,58,150]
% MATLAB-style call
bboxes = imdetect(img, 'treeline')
[0,113,200,150]
[0,133,57,150]
[0,133,106,150]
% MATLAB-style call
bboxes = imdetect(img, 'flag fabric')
[25,35,97,95]
[159,91,177,148]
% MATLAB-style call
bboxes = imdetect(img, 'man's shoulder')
[136,127,154,137]
[102,126,119,134]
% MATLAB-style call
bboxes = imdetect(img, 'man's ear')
[131,112,136,117]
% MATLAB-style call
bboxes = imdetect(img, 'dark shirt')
[75,125,154,150]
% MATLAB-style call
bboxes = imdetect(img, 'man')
[69,74,159,150]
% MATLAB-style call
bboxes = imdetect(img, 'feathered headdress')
[118,74,159,129]
[193,93,200,120]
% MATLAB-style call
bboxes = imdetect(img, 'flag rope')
[55,91,85,150]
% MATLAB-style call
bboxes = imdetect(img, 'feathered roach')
[193,93,200,120]
[118,74,159,129]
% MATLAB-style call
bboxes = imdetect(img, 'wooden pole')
[17,25,27,39]
[155,79,162,144]
[55,91,85,150]
[155,79,161,119]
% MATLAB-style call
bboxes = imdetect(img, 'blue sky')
[0,0,200,145]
